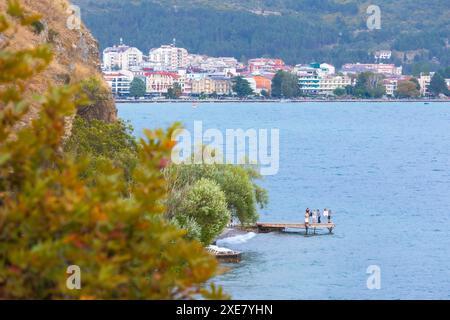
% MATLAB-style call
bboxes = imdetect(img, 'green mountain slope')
[73,0,450,71]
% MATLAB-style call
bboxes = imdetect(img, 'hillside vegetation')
[74,0,449,71]
[0,0,117,130]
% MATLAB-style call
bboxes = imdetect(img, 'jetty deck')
[256,222,335,234]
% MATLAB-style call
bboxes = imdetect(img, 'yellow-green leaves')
[6,0,41,27]
[0,46,53,83]
[0,1,224,300]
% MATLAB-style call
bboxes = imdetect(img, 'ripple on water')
[119,101,450,299]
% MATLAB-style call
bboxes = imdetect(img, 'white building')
[293,63,335,77]
[103,70,134,96]
[375,50,392,60]
[295,63,349,95]
[187,54,239,73]
[103,42,143,71]
[383,79,398,96]
[144,71,180,94]
[342,63,402,76]
[418,72,434,96]
[149,44,189,71]
[320,75,352,95]
[319,63,336,76]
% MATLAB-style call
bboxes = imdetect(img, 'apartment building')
[383,79,398,96]
[418,72,434,96]
[374,50,392,60]
[103,43,143,71]
[342,63,402,76]
[103,70,134,96]
[248,58,286,73]
[187,55,239,73]
[149,45,189,71]
[190,77,232,95]
[144,71,179,94]
[319,75,352,95]
[295,63,349,95]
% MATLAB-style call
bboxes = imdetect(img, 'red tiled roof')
[144,71,179,79]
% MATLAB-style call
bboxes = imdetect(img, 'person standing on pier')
[317,209,322,223]
[328,209,332,223]
[312,209,317,224]
[305,208,310,226]
[323,208,329,222]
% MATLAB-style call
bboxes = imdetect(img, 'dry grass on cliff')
[0,0,116,124]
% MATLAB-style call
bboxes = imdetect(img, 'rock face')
[0,0,117,125]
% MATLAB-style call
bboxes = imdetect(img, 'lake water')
[118,102,450,300]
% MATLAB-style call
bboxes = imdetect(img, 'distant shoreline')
[116,99,450,104]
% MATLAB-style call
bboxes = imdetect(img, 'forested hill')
[74,0,450,72]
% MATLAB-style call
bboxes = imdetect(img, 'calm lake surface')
[118,102,450,300]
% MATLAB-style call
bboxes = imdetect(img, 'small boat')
[206,245,242,263]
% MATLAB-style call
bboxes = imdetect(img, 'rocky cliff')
[0,0,117,125]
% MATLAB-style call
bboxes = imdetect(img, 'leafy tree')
[64,117,138,189]
[171,215,202,242]
[177,178,231,245]
[165,162,268,234]
[410,77,421,91]
[166,82,183,99]
[260,89,270,98]
[210,91,218,99]
[352,72,385,98]
[232,76,254,98]
[344,85,354,96]
[437,67,450,79]
[333,87,346,96]
[129,77,146,98]
[0,1,226,300]
[271,72,283,98]
[395,80,420,98]
[429,73,449,96]
[271,71,300,98]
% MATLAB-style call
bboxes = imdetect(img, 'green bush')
[178,178,231,245]
[129,78,146,98]
[0,1,226,300]
[31,20,45,35]
[64,117,138,190]
[165,162,268,242]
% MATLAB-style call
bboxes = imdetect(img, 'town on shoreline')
[102,40,450,102]
[116,98,450,104]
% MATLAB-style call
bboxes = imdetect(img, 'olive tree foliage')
[178,178,231,245]
[0,0,227,300]
[64,116,138,191]
[164,161,269,243]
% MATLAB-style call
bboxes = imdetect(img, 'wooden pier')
[256,222,335,235]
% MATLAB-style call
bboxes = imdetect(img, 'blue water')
[118,102,450,300]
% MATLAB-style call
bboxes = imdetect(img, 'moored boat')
[206,245,242,263]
